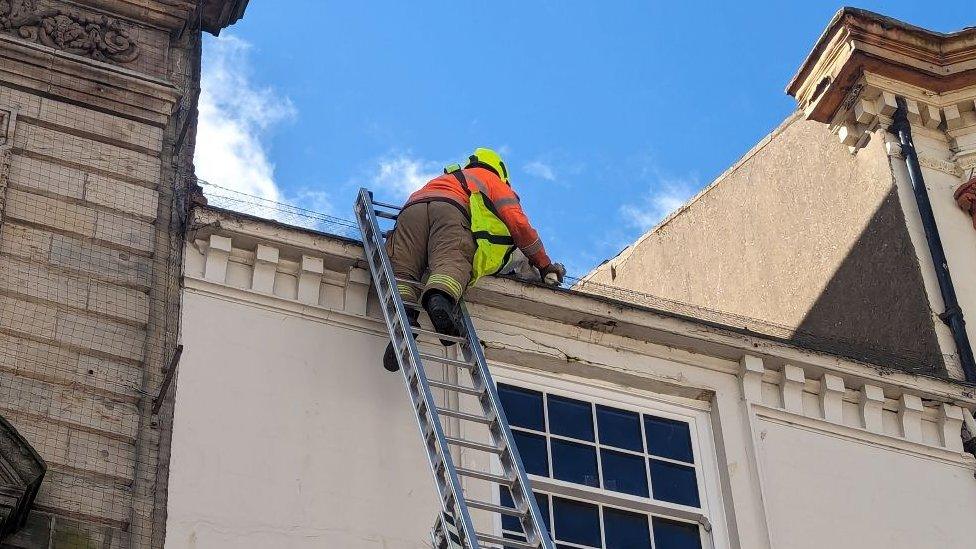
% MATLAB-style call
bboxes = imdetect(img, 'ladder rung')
[476,532,536,549]
[456,467,513,486]
[428,378,483,396]
[402,301,422,310]
[413,327,468,344]
[436,407,493,425]
[445,436,503,454]
[375,210,398,220]
[465,498,524,517]
[420,353,475,369]
[394,277,423,287]
[371,199,402,210]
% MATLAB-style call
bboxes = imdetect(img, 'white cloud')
[524,160,556,181]
[372,153,443,200]
[621,173,700,232]
[195,34,295,203]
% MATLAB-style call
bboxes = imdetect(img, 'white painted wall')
[759,418,976,548]
[166,219,976,549]
[165,290,439,548]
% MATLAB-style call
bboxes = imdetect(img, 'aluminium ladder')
[354,189,555,549]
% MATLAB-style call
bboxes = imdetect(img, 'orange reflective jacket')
[406,167,552,268]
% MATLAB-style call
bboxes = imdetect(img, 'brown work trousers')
[386,201,475,304]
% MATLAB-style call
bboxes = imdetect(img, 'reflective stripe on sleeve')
[522,238,544,256]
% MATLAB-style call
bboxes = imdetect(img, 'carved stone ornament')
[0,0,140,64]
[955,175,976,230]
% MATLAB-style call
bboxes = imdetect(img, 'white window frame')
[491,367,729,549]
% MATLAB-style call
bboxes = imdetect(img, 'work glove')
[540,263,566,286]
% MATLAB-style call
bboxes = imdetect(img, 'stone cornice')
[0,32,181,125]
[188,205,976,406]
[788,7,976,124]
[200,0,248,35]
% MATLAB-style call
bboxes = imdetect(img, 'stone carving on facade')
[0,107,13,225]
[0,0,140,64]
[955,175,976,230]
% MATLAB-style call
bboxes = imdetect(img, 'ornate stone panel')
[0,0,172,80]
[0,0,139,64]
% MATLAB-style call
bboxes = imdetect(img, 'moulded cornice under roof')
[787,7,976,122]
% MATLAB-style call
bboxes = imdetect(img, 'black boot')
[383,310,420,372]
[424,291,462,346]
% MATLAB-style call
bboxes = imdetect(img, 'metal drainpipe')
[891,96,976,383]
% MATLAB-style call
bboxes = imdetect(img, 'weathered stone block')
[85,174,159,221]
[5,189,96,238]
[8,156,85,200]
[0,334,77,379]
[35,469,131,525]
[55,311,146,362]
[0,256,89,309]
[49,233,153,289]
[87,282,150,325]
[13,123,160,185]
[0,373,139,442]
[95,212,155,253]
[66,431,136,482]
[76,354,143,397]
[0,223,51,261]
[37,97,164,152]
[0,295,57,340]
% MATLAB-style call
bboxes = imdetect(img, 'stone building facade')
[0,1,247,547]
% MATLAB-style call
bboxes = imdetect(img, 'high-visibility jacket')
[406,167,552,279]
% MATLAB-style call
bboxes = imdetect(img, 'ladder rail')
[356,188,555,549]
[354,189,479,548]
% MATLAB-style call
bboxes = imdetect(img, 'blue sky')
[195,1,972,277]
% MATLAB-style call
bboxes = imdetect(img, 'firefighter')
[383,147,565,372]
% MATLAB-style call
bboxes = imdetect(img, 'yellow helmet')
[467,147,510,184]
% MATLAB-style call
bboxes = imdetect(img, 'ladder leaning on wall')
[354,189,555,549]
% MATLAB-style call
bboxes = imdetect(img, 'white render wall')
[164,212,976,549]
[165,290,439,548]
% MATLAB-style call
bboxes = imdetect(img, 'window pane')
[601,449,649,497]
[652,517,702,549]
[649,459,700,507]
[513,430,549,477]
[534,492,551,532]
[500,489,552,533]
[604,507,651,549]
[551,438,599,487]
[499,384,545,431]
[597,405,643,451]
[644,415,694,463]
[499,487,520,533]
[548,394,594,441]
[552,497,601,547]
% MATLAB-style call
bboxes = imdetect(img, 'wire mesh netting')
[0,12,201,549]
[198,180,360,239]
[197,183,949,379]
